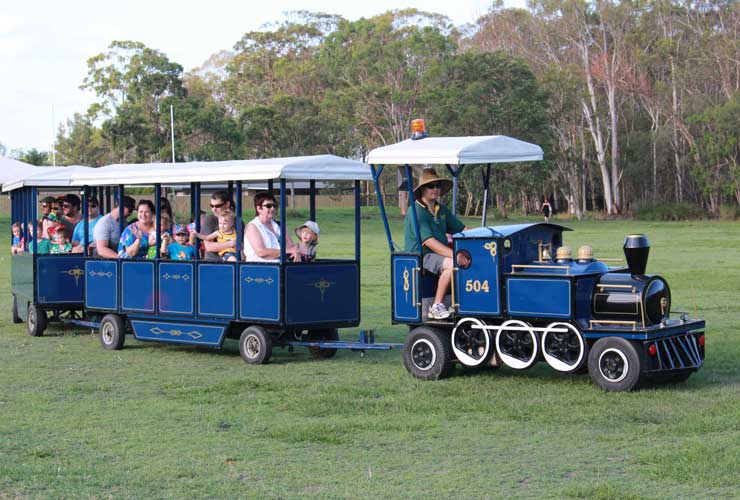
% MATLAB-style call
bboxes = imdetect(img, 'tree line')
[16,2,740,217]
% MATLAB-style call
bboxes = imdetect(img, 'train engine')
[399,223,705,391]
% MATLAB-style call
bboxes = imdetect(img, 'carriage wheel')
[541,322,587,373]
[588,337,643,392]
[12,295,22,324]
[99,314,126,350]
[307,328,339,360]
[451,317,491,367]
[27,304,47,337]
[402,326,453,380]
[239,326,272,365]
[495,320,538,370]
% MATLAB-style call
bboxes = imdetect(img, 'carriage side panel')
[158,262,194,315]
[391,254,421,323]
[85,260,118,310]
[506,276,572,319]
[284,261,359,325]
[454,238,501,316]
[36,255,85,304]
[239,263,280,322]
[197,263,236,319]
[121,261,155,313]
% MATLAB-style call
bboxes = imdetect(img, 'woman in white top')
[244,192,300,262]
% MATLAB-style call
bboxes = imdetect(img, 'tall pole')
[170,105,176,163]
[51,105,56,166]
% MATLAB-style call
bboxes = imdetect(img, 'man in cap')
[93,195,136,258]
[404,168,468,320]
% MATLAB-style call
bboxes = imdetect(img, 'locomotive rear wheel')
[451,318,491,367]
[495,320,538,370]
[239,326,272,365]
[403,326,453,380]
[99,314,126,350]
[27,304,47,337]
[541,322,586,373]
[12,295,22,324]
[588,337,643,392]
[307,328,339,359]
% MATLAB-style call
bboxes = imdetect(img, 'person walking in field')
[541,198,552,223]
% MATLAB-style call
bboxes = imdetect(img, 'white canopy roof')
[0,157,44,184]
[366,136,544,165]
[2,155,371,192]
[2,166,91,192]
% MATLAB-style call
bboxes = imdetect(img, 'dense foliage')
[46,2,740,216]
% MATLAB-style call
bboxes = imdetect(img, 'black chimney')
[623,234,650,276]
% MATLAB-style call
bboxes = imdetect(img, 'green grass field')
[1,211,738,499]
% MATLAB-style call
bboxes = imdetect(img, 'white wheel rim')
[541,322,585,372]
[410,338,437,371]
[495,320,538,370]
[245,334,261,358]
[452,318,490,367]
[598,348,629,383]
[101,322,114,344]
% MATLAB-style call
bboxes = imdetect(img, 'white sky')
[0,0,524,153]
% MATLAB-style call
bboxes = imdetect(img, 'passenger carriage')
[5,156,401,363]
[367,131,705,391]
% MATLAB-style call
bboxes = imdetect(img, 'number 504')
[465,279,490,293]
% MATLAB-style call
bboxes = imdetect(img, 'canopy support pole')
[309,180,316,222]
[355,180,361,262]
[117,185,124,236]
[445,165,465,216]
[236,181,243,257]
[371,165,394,253]
[82,186,89,255]
[405,165,423,256]
[193,183,201,262]
[279,179,286,264]
[481,163,492,226]
[154,184,161,260]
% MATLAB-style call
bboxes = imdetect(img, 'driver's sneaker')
[429,303,451,320]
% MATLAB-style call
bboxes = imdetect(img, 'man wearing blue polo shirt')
[72,196,103,253]
[404,168,469,320]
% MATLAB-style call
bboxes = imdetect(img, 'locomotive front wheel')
[495,320,538,370]
[99,314,126,350]
[541,322,587,373]
[27,304,47,337]
[239,326,272,365]
[403,326,453,380]
[451,318,491,367]
[12,295,22,324]
[307,328,339,360]
[588,337,642,392]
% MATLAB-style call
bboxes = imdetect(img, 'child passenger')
[28,221,51,254]
[165,225,197,261]
[198,210,237,262]
[146,213,172,259]
[294,221,320,262]
[11,223,24,254]
[50,226,72,254]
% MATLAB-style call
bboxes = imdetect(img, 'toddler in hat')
[295,221,320,263]
[165,224,197,261]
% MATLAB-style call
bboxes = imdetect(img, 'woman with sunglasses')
[244,191,300,262]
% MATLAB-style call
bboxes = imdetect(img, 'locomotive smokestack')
[623,234,650,276]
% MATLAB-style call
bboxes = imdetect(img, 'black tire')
[307,328,339,360]
[27,304,47,337]
[402,326,453,380]
[12,295,22,324]
[99,314,126,350]
[239,326,272,365]
[588,337,643,392]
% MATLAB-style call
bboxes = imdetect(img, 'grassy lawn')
[1,210,738,499]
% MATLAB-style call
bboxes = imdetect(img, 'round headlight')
[644,278,670,324]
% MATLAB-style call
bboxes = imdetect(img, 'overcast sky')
[0,0,523,153]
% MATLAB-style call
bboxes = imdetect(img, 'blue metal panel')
[285,262,359,325]
[159,262,194,315]
[198,264,235,318]
[130,319,225,347]
[455,239,500,316]
[507,278,572,318]
[121,261,155,313]
[85,260,118,310]
[36,256,86,304]
[391,254,421,323]
[239,264,280,321]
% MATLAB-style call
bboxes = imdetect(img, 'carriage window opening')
[457,249,472,269]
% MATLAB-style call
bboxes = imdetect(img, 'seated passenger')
[199,210,238,262]
[94,195,136,258]
[39,196,58,222]
[294,221,320,263]
[166,225,197,261]
[11,223,24,254]
[201,191,244,261]
[146,213,172,259]
[71,196,102,254]
[60,193,82,235]
[28,221,50,254]
[50,226,72,254]
[118,200,155,259]
[244,192,299,262]
[404,168,469,320]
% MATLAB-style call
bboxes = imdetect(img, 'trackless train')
[6,131,705,392]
